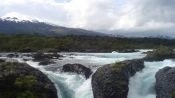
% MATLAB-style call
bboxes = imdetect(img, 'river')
[2,49,173,98]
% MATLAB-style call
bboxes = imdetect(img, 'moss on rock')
[92,59,144,98]
[0,61,57,98]
[15,75,38,89]
[172,91,175,98]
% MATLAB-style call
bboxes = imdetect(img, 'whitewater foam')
[10,50,148,98]
[128,60,175,98]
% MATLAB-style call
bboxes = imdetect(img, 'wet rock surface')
[33,52,62,65]
[0,60,58,98]
[117,49,138,53]
[156,66,175,98]
[62,63,93,79]
[7,53,19,58]
[92,59,144,98]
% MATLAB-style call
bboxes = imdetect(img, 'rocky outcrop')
[7,53,19,58]
[155,66,175,98]
[39,59,54,65]
[33,52,62,65]
[33,52,62,61]
[40,48,59,53]
[0,61,58,98]
[18,47,33,52]
[117,49,138,53]
[92,59,144,98]
[0,59,5,63]
[62,64,93,79]
[144,46,175,61]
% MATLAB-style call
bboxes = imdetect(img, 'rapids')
[3,49,174,98]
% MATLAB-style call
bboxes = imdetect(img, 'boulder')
[62,64,93,79]
[117,49,138,53]
[33,52,62,61]
[144,46,175,61]
[39,59,55,65]
[18,47,33,52]
[40,48,59,53]
[22,53,33,57]
[0,59,5,63]
[155,66,175,98]
[33,52,62,65]
[7,53,19,58]
[0,61,58,98]
[92,59,144,98]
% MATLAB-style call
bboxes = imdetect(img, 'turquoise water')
[4,50,166,98]
[25,51,145,98]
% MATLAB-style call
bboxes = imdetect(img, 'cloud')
[0,0,69,25]
[65,0,121,30]
[114,0,175,32]
[0,0,175,36]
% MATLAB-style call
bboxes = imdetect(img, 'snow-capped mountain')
[0,17,107,36]
[0,17,39,23]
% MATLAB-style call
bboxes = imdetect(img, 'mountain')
[104,30,175,39]
[0,17,107,36]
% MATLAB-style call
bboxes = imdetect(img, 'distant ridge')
[0,17,108,36]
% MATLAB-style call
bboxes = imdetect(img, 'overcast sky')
[0,0,175,36]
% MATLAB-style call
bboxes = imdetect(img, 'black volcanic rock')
[40,48,59,53]
[33,52,62,65]
[0,61,57,98]
[62,64,93,79]
[117,49,138,53]
[92,59,144,98]
[155,66,175,98]
[33,52,62,61]
[39,59,55,65]
[7,53,19,58]
[0,59,5,63]
[18,47,33,52]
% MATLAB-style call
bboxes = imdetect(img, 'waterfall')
[128,60,175,98]
[12,51,146,98]
[25,60,94,98]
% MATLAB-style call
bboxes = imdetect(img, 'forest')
[0,34,175,52]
